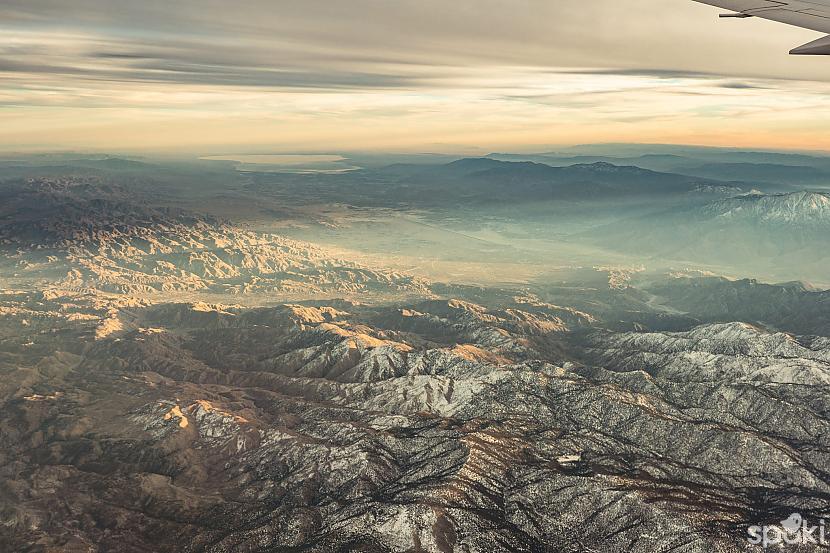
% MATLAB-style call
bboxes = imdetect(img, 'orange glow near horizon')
[3,68,830,155]
[2,1,830,155]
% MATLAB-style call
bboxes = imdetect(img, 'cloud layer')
[1,0,829,152]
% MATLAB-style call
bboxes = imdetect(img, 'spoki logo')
[748,513,828,548]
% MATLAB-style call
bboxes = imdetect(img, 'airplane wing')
[694,0,830,54]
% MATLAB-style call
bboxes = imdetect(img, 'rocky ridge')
[3,295,830,552]
[0,177,429,297]
[3,174,830,552]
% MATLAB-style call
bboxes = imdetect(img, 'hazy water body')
[201,154,359,173]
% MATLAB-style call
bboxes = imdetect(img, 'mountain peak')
[708,190,830,224]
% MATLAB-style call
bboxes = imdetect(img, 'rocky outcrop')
[3,297,830,552]
[0,177,430,298]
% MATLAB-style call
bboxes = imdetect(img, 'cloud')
[564,68,716,80]
[1,0,829,152]
[0,31,427,91]
[718,81,772,90]
[1,0,826,90]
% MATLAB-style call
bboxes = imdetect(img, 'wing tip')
[791,35,830,55]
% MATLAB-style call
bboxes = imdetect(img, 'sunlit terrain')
[3,147,830,551]
[4,0,830,550]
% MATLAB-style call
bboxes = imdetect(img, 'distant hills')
[0,177,429,297]
[585,191,830,273]
[672,163,829,186]
[645,275,830,337]
[700,191,830,225]
[486,146,830,188]
[373,158,745,206]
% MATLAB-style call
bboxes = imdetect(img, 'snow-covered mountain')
[3,159,830,553]
[5,291,830,552]
[700,191,830,225]
[586,191,830,282]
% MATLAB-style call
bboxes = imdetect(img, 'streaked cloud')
[1,0,829,152]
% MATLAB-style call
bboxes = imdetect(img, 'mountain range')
[0,176,428,298]
[373,158,746,205]
[5,289,830,551]
[2,151,830,552]
[584,191,830,275]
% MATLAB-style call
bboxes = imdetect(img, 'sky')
[2,0,830,154]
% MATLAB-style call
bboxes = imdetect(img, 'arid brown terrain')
[3,160,830,552]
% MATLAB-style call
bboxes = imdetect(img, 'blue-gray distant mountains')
[372,158,745,205]
[586,191,830,271]
[487,144,830,187]
[487,146,830,188]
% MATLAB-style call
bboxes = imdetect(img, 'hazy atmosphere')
[3,0,830,152]
[4,2,830,552]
